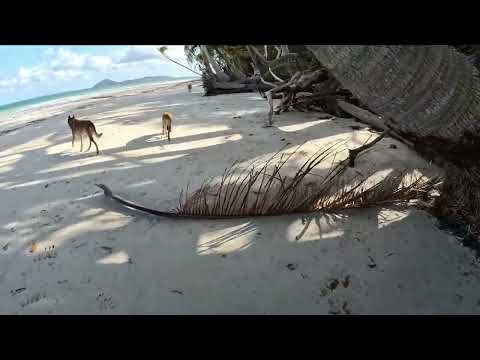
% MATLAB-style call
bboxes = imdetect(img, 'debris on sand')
[286,263,298,271]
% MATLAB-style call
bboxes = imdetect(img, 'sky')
[0,45,194,106]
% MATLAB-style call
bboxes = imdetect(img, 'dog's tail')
[91,124,103,138]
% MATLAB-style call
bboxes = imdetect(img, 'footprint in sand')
[19,290,48,308]
[10,287,27,296]
[2,242,10,251]
[96,291,116,311]
[327,297,352,315]
[96,246,113,256]
[33,246,57,263]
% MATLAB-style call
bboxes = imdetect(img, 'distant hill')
[92,76,195,90]
[93,79,118,89]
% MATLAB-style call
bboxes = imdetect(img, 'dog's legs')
[85,129,99,155]
[86,130,93,151]
[90,137,99,155]
[80,135,83,152]
[71,130,75,148]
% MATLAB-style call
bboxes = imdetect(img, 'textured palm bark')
[307,45,480,141]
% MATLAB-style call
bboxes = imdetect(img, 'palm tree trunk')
[200,45,230,82]
[249,45,269,68]
[275,46,282,59]
[307,45,480,239]
[246,45,271,81]
[280,45,290,56]
[228,62,247,81]
[159,47,202,76]
[307,45,480,142]
[162,56,202,77]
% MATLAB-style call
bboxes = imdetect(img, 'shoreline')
[0,77,199,119]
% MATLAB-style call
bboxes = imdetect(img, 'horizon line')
[0,74,199,109]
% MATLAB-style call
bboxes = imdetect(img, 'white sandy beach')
[0,80,479,314]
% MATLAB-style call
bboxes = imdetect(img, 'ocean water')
[0,78,196,118]
[0,88,93,117]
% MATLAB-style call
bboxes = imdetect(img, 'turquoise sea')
[0,77,197,118]
[0,88,94,117]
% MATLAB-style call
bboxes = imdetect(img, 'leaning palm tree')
[306,46,480,141]
[306,45,480,238]
[158,46,202,76]
[186,45,253,82]
[184,45,274,95]
[199,45,232,82]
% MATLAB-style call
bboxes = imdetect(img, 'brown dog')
[187,83,192,93]
[162,112,172,142]
[67,115,103,155]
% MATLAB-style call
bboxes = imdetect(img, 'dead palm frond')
[177,141,443,217]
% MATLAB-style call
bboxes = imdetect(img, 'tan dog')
[67,115,103,155]
[162,112,172,142]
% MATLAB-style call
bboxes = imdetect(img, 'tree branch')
[347,132,387,167]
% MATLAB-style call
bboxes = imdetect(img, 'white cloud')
[0,45,190,97]
[18,66,50,84]
[47,48,112,71]
[15,63,83,86]
[85,55,112,70]
[119,46,163,63]
[0,47,112,91]
[0,78,18,93]
[49,48,85,70]
[159,45,186,61]
[119,45,187,64]
[0,78,18,87]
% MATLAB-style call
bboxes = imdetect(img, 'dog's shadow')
[57,149,99,158]
[56,132,173,159]
[125,133,172,151]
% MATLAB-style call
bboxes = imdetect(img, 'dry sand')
[0,80,479,314]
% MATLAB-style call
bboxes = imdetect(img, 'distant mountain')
[92,79,118,89]
[92,76,195,90]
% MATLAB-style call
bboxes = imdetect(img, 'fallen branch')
[265,90,275,127]
[265,69,326,126]
[346,132,387,167]
[269,67,285,83]
[337,100,388,131]
[337,100,415,148]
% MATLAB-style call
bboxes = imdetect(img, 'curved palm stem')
[158,46,202,76]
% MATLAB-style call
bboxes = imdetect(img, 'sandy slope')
[0,81,479,314]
